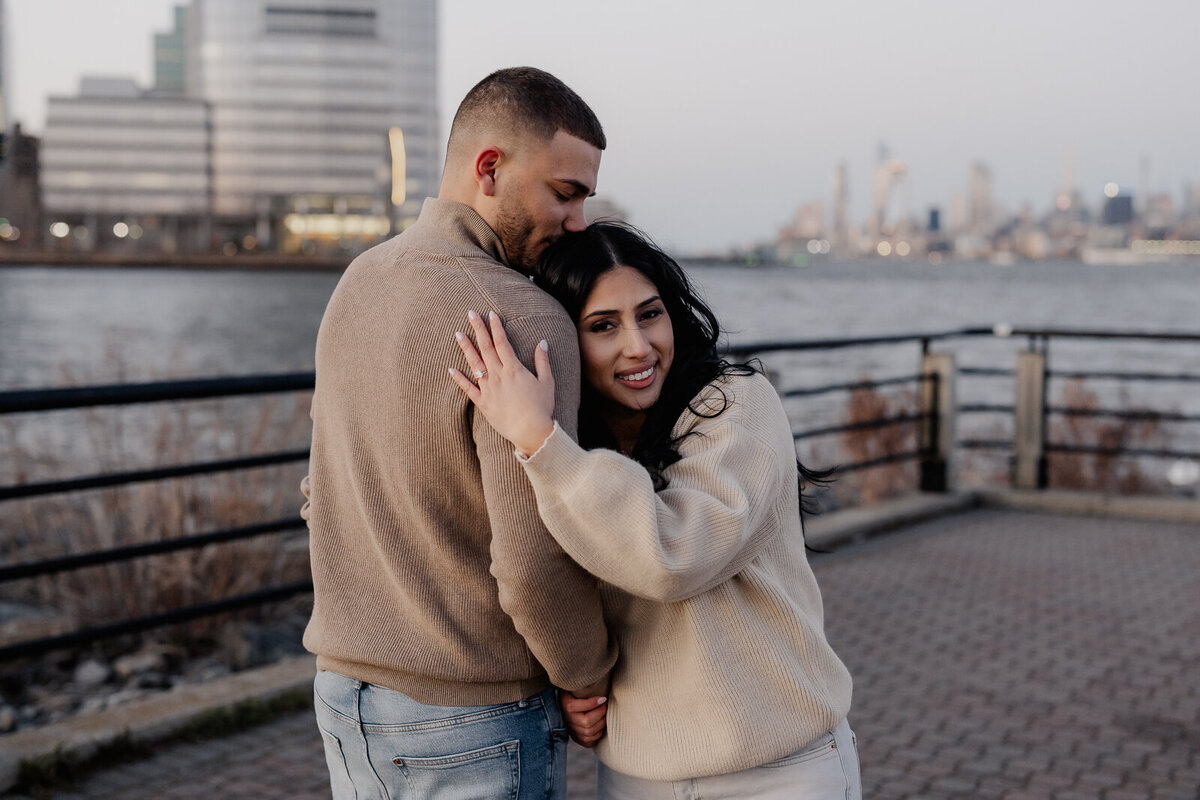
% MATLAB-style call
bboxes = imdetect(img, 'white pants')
[597,719,861,800]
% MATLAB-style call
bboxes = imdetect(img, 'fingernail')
[539,340,549,351]
[468,310,478,320]
[596,697,607,705]
[455,331,464,340]
[489,310,497,321]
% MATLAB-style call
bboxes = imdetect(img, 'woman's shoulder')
[680,370,783,432]
[690,369,775,410]
[668,370,793,469]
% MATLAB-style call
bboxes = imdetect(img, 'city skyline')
[7,0,1200,253]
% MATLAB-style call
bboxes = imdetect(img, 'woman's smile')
[578,265,675,418]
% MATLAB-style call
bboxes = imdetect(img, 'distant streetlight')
[389,127,407,207]
[1167,459,1199,490]
[50,222,71,239]
[1104,182,1120,198]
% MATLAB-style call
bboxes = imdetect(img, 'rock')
[240,622,306,667]
[77,695,109,716]
[216,625,254,670]
[181,656,231,684]
[113,649,167,679]
[132,671,172,690]
[73,658,112,688]
[104,688,146,708]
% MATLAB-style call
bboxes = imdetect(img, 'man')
[300,67,616,799]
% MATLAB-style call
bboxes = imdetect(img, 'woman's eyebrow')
[581,296,662,321]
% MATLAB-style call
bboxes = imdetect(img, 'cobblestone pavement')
[21,508,1200,799]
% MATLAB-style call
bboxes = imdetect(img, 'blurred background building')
[41,77,209,252]
[26,0,438,256]
[188,0,438,254]
[0,0,7,132]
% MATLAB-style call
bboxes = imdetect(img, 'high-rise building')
[155,5,189,94]
[41,77,211,250]
[0,0,8,132]
[38,0,438,254]
[187,0,438,247]
[967,161,995,233]
[831,161,848,253]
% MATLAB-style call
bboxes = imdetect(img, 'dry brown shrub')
[0,387,313,652]
[1047,378,1164,494]
[836,379,919,506]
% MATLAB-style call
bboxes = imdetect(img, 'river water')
[1,257,1198,490]
[2,258,1198,383]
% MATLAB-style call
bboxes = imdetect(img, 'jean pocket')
[393,739,521,799]
[761,732,839,768]
[316,726,358,800]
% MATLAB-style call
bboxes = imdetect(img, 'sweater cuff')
[514,420,562,462]
[515,421,594,502]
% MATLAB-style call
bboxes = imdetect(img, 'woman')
[448,222,859,799]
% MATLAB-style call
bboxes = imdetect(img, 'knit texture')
[302,198,616,705]
[519,372,854,780]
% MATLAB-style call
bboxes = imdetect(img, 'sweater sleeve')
[518,377,791,603]
[474,311,617,695]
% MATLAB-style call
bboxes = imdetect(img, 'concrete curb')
[976,487,1200,524]
[0,655,316,792]
[805,491,981,549]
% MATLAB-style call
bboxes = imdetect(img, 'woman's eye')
[640,308,664,323]
[589,320,615,333]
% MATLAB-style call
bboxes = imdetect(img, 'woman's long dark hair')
[534,222,830,508]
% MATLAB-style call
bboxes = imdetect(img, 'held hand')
[449,310,557,456]
[561,694,607,748]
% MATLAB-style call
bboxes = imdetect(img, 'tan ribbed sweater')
[518,372,853,780]
[301,198,616,704]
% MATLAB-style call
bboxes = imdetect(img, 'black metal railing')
[969,328,1200,485]
[0,374,314,661]
[3,326,1198,661]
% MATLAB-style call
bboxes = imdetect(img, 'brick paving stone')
[36,508,1200,798]
[1105,788,1158,800]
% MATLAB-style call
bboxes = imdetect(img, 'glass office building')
[187,0,438,247]
[155,4,189,94]
[40,78,211,251]
[0,0,8,132]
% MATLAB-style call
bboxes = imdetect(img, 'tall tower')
[0,0,8,132]
[190,0,438,232]
[967,161,994,233]
[872,144,908,239]
[154,5,189,94]
[831,161,848,253]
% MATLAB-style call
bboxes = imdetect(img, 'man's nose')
[564,202,587,233]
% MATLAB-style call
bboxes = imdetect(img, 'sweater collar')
[414,197,511,268]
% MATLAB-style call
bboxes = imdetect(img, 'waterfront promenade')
[7,503,1199,799]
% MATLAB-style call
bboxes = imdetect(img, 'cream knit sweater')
[518,372,853,780]
[302,198,616,705]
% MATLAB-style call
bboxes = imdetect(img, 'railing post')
[919,352,955,492]
[1013,349,1048,489]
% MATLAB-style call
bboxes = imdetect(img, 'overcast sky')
[7,0,1199,252]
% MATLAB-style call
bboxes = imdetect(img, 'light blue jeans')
[597,718,861,800]
[313,670,568,800]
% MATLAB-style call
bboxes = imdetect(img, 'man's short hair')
[448,67,606,158]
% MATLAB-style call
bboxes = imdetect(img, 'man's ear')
[474,147,503,197]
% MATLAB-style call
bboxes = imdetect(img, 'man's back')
[303,199,614,705]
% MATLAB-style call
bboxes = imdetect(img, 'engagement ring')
[474,370,487,380]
